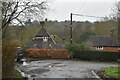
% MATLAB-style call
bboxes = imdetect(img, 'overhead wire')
[73,13,105,18]
[73,2,86,19]
[73,0,105,20]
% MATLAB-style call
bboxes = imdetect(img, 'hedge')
[26,49,73,59]
[73,51,119,62]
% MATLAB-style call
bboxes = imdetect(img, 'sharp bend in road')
[15,60,118,79]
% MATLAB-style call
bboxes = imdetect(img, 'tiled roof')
[35,27,50,37]
[29,38,43,48]
[29,27,57,49]
[49,43,66,49]
[29,38,55,49]
[88,36,118,47]
[29,26,66,49]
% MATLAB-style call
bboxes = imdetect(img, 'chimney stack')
[110,29,115,45]
[40,21,45,28]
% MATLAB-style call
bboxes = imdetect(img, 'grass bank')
[13,70,23,78]
[99,67,120,79]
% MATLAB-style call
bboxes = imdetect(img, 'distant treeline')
[6,19,117,48]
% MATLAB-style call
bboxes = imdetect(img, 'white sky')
[44,0,120,22]
[53,0,119,2]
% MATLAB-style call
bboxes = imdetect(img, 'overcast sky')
[44,0,119,22]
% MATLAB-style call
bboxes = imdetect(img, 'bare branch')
[11,2,31,21]
[2,2,19,29]
[15,18,25,26]
[2,1,48,30]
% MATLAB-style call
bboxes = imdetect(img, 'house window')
[43,37,48,42]
[33,44,37,46]
[118,47,120,50]
[96,46,103,50]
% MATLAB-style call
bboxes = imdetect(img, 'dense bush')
[65,44,119,62]
[73,51,119,62]
[26,49,73,59]
[2,40,21,78]
[65,43,91,54]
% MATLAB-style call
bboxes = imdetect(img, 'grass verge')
[13,70,23,78]
[100,67,120,78]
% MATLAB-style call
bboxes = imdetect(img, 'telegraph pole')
[69,13,104,44]
[118,15,120,50]
[118,2,120,50]
[117,2,120,65]
[70,13,73,44]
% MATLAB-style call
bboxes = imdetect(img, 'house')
[29,26,65,49]
[86,36,119,52]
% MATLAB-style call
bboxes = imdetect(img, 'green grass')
[13,70,23,78]
[101,67,120,78]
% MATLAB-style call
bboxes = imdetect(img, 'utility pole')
[117,2,120,77]
[69,13,104,44]
[117,2,120,64]
[118,15,120,50]
[70,13,73,44]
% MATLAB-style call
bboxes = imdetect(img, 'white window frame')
[96,46,103,50]
[43,37,48,42]
[118,47,120,50]
[33,44,37,46]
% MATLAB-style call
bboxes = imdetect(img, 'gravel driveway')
[15,59,118,79]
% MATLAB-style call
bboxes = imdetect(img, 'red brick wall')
[92,47,118,52]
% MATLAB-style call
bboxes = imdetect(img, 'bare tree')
[109,1,120,46]
[2,0,48,37]
[109,1,120,20]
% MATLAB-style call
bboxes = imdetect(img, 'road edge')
[92,70,102,80]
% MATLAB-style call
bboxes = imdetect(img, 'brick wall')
[92,47,118,52]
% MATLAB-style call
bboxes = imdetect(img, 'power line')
[73,13,105,18]
[73,2,86,19]
[70,13,105,44]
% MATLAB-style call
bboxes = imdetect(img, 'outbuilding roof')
[29,27,57,49]
[88,36,118,47]
[35,27,50,37]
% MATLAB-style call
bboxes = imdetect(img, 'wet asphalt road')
[16,59,118,79]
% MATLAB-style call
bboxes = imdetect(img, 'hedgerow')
[26,49,73,59]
